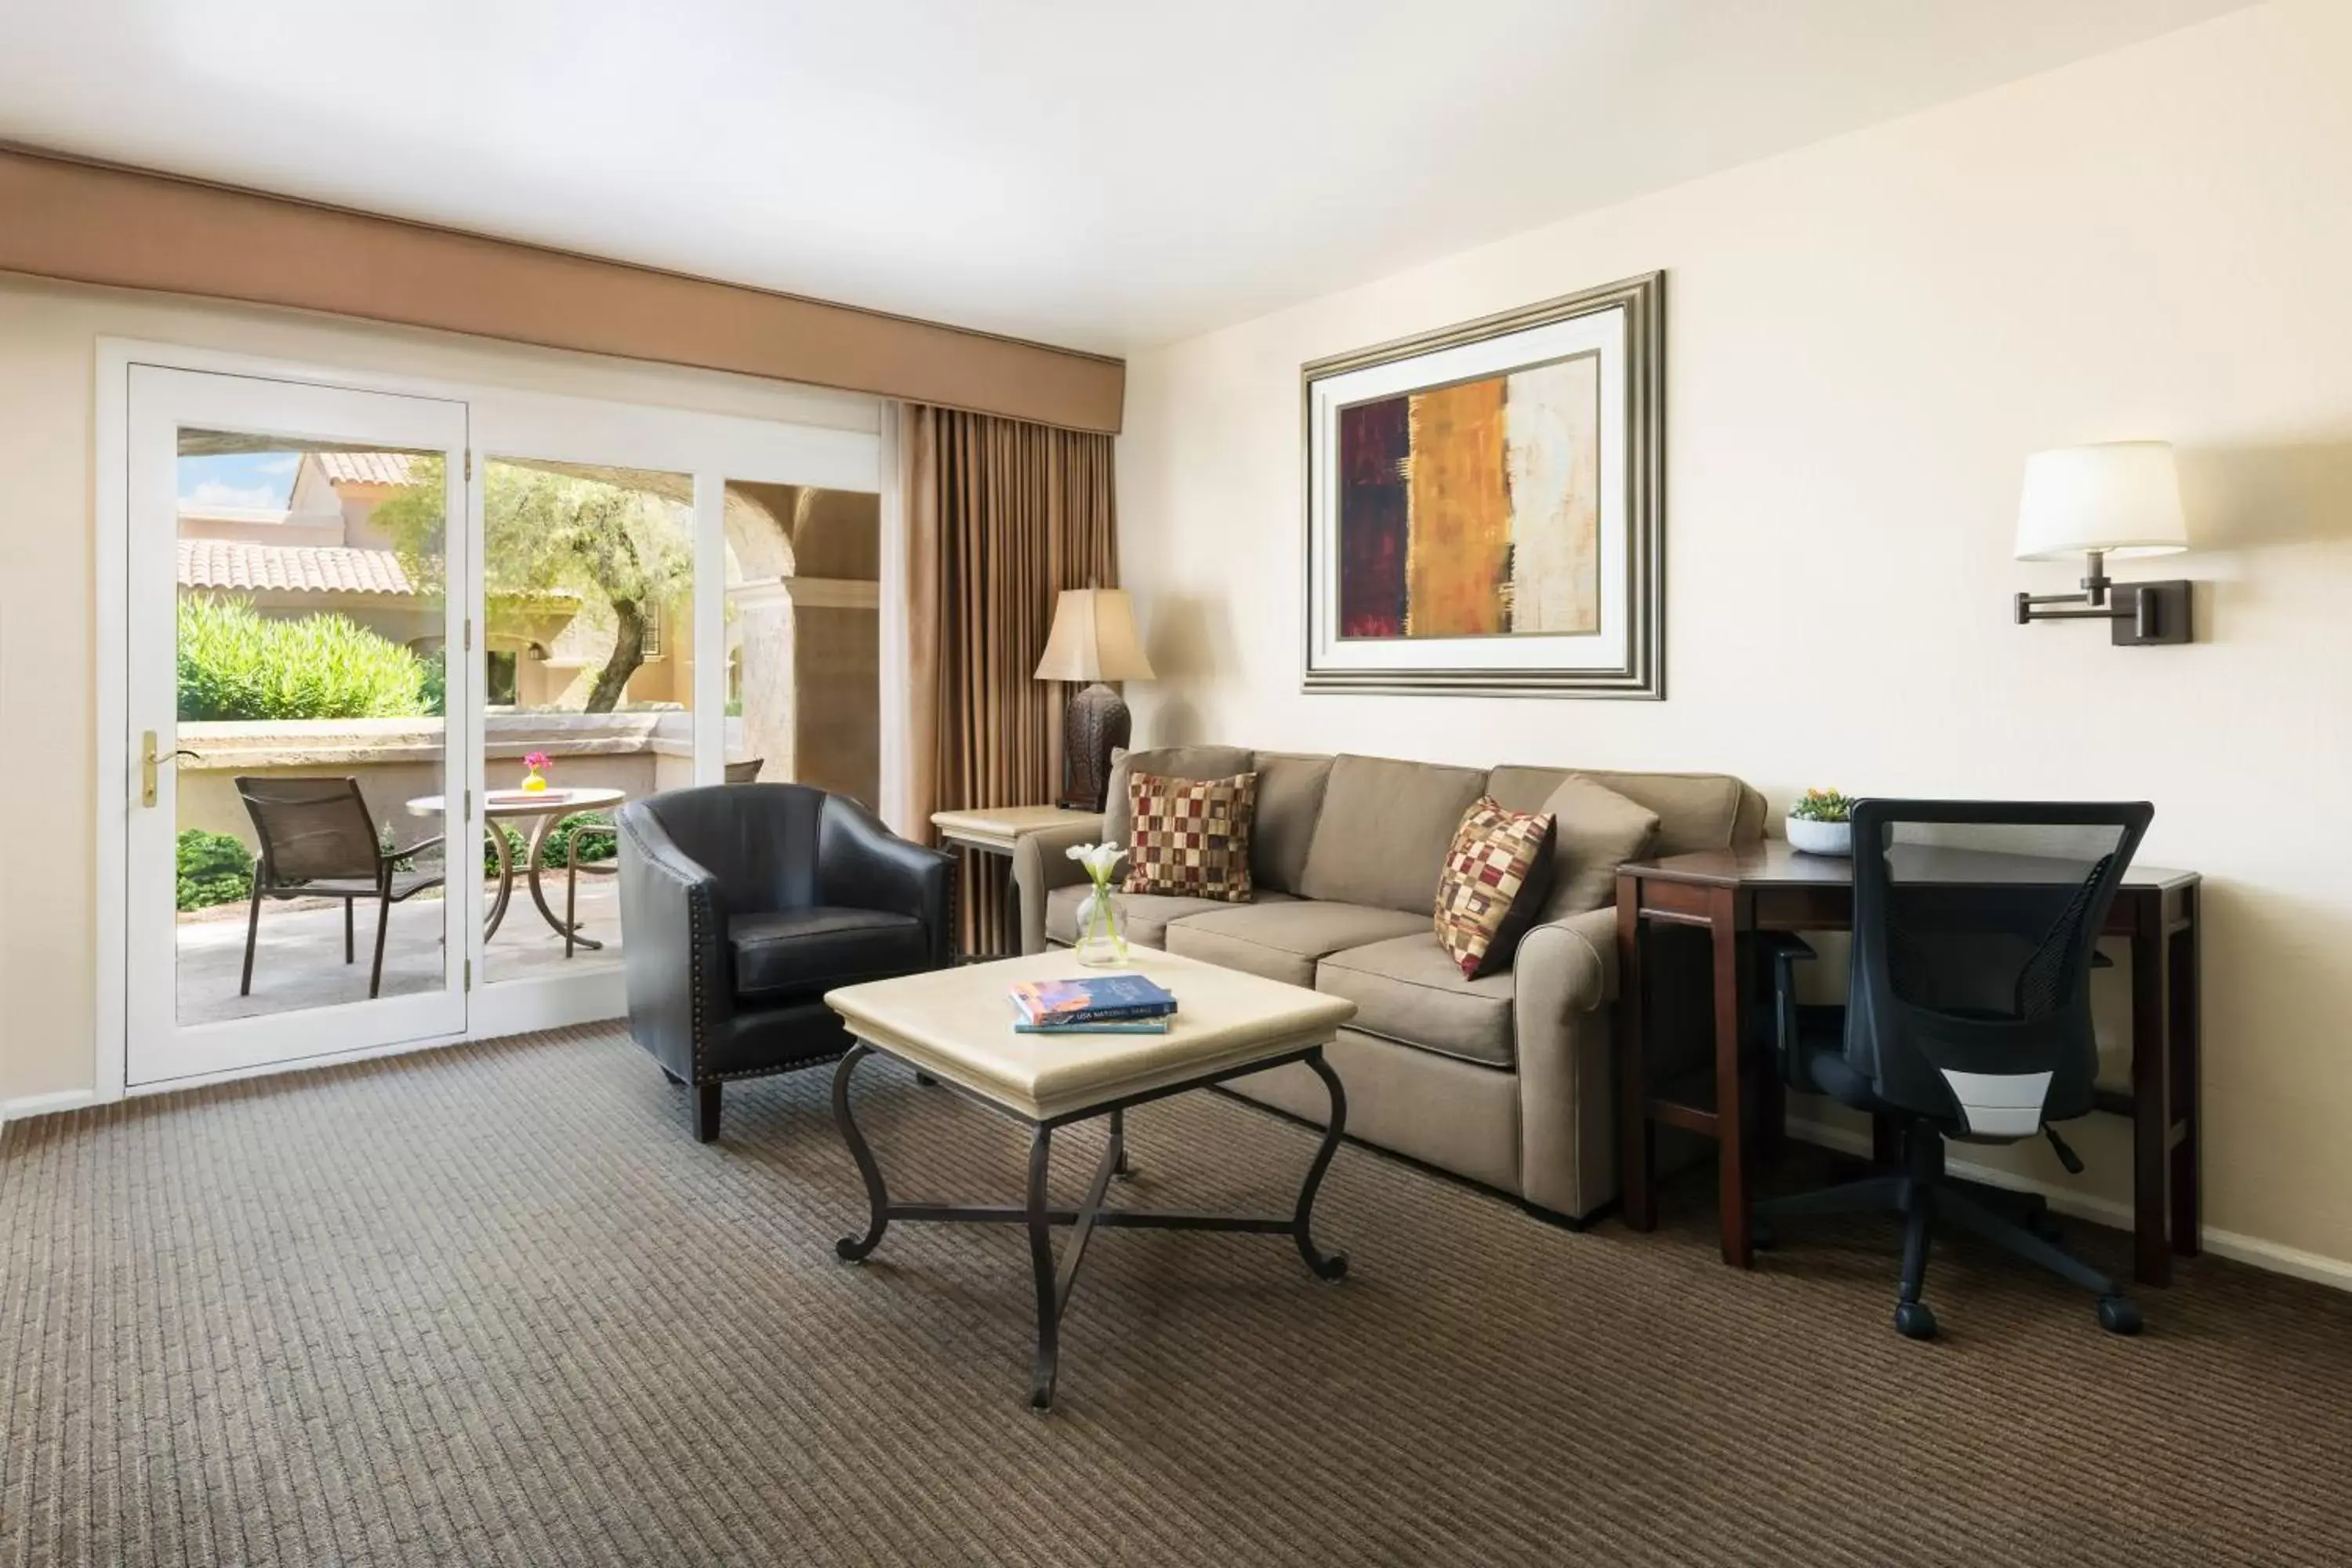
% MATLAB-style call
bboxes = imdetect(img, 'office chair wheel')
[1894,1301,1938,1340]
[2096,1295,2143,1336]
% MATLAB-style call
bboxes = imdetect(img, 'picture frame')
[1300,270,1664,699]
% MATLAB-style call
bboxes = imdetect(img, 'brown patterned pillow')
[1434,797,1557,978]
[1122,771,1258,902]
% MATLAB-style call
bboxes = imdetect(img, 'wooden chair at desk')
[1614,813,2201,1288]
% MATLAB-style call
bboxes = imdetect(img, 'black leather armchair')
[615,783,956,1141]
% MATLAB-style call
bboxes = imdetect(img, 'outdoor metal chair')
[234,777,446,1000]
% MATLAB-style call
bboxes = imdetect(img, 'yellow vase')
[521,770,547,793]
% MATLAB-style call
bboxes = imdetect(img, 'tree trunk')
[583,598,646,713]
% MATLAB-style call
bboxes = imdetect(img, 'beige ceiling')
[0,0,2259,351]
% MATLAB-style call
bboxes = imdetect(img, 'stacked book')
[1008,974,1179,1035]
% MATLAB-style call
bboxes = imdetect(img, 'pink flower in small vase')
[524,753,551,771]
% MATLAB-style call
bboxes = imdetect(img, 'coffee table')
[824,948,1359,1410]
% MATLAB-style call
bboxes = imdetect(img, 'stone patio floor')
[174,877,622,1025]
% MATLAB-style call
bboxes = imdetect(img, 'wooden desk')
[1613,841,2201,1285]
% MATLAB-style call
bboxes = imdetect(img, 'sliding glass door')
[113,348,886,1082]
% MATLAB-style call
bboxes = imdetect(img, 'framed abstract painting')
[1301,270,1664,698]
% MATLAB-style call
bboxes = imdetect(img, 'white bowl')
[1784,816,1852,857]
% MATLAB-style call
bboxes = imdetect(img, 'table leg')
[1710,887,1753,1269]
[2169,888,2202,1259]
[1615,885,1657,1232]
[833,1045,891,1262]
[2129,898,2173,1287]
[524,813,602,950]
[1026,1124,1060,1410]
[483,822,515,938]
[1109,1107,1134,1180]
[1293,1049,1351,1281]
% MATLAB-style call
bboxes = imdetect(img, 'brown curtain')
[900,404,1118,956]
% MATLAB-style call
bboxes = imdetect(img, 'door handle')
[140,731,201,808]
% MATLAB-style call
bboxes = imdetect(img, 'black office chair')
[1755,799,2151,1341]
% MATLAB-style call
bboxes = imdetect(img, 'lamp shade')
[1033,587,1155,684]
[2015,441,2188,561]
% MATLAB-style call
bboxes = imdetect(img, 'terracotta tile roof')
[177,539,419,597]
[313,451,419,486]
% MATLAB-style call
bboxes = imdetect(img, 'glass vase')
[1073,883,1130,967]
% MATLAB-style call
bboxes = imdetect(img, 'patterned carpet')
[5,1025,2350,1566]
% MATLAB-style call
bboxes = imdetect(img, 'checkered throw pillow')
[1434,797,1557,978]
[1121,771,1258,902]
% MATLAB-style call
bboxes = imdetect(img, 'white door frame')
[124,365,472,1086]
[95,337,887,1103]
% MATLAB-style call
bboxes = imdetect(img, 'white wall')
[1116,0,2352,1274]
[0,273,877,1111]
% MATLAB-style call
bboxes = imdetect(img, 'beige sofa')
[1012,748,1766,1223]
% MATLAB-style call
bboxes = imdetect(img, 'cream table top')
[928,804,1102,854]
[826,948,1356,1123]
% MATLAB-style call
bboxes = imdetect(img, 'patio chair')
[234,777,446,1001]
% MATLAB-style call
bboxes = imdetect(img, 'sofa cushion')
[1103,745,1254,848]
[1044,884,1295,949]
[1298,754,1490,915]
[1122,770,1258,901]
[729,907,928,1004]
[1316,933,1518,1069]
[1537,775,1662,920]
[1250,752,1333,895]
[1163,900,1430,988]
[1486,765,1754,855]
[1434,797,1557,978]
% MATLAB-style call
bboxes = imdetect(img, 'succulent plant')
[1789,787,1857,824]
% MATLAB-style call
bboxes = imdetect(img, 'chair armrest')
[615,802,732,1080]
[1760,934,1819,1089]
[1009,818,1106,956]
[819,795,957,969]
[381,833,445,862]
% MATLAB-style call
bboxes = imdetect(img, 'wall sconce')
[2013,441,2192,644]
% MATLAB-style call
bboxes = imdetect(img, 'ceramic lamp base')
[1059,681,1131,812]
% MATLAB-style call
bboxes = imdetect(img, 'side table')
[930,805,1103,960]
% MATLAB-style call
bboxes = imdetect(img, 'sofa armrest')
[1514,905,1618,1022]
[1512,904,1622,1219]
[1010,816,1106,955]
[616,801,733,1082]
[819,794,958,970]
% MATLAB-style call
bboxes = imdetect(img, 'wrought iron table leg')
[525,814,602,950]
[1109,1106,1134,1180]
[483,822,514,939]
[1294,1048,1350,1281]
[833,1045,891,1261]
[1026,1124,1060,1410]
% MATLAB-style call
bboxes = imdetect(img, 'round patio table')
[405,786,626,951]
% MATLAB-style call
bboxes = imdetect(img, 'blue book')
[1008,973,1178,1026]
[1012,1018,1171,1035]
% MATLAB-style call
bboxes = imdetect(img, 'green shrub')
[177,596,430,721]
[176,829,254,911]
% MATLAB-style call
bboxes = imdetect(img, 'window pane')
[173,435,450,1022]
[722,480,880,800]
[479,459,695,984]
